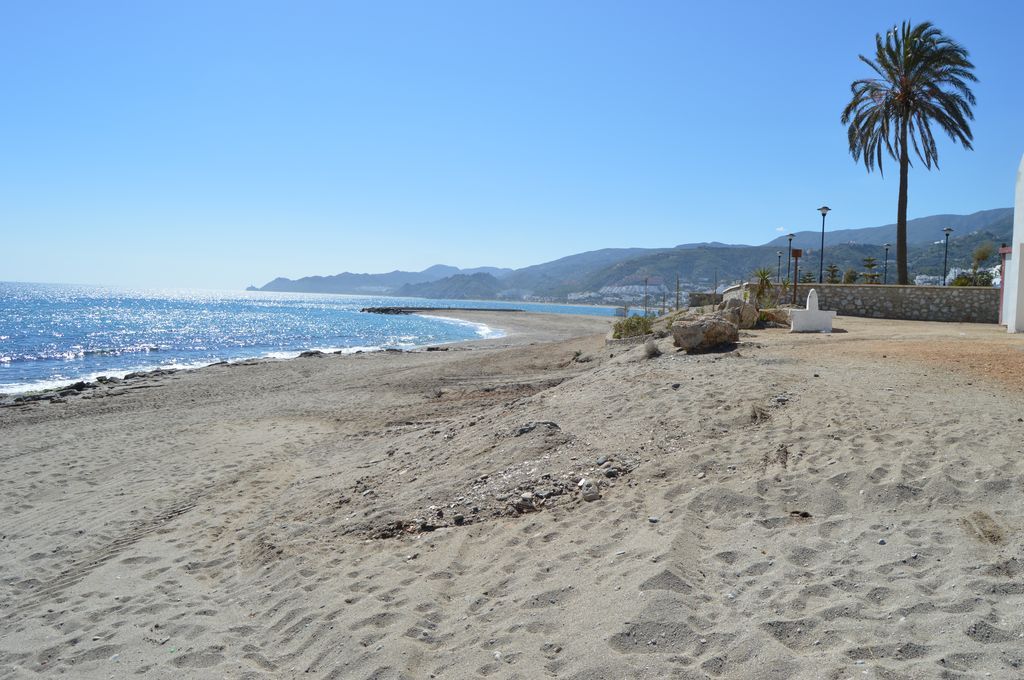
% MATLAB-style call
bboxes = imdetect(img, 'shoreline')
[0,285,618,397]
[0,310,612,403]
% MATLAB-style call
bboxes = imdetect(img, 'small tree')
[777,279,791,305]
[861,256,881,283]
[752,267,774,307]
[971,242,995,283]
[843,268,859,284]
[825,263,841,284]
[799,272,815,283]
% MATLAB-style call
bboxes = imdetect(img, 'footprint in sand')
[960,510,1007,545]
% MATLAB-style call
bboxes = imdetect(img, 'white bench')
[790,289,836,333]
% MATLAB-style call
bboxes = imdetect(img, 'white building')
[1002,155,1023,332]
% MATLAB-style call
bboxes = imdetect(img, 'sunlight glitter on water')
[0,283,610,393]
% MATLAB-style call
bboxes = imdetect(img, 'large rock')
[759,308,791,326]
[737,303,759,329]
[717,299,759,329]
[671,315,739,353]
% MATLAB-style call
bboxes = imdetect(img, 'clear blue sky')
[3,0,1022,289]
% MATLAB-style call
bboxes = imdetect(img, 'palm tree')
[841,21,976,284]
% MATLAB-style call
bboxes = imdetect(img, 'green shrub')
[951,271,993,287]
[612,315,653,339]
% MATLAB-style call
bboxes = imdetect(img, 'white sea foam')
[1,360,223,395]
[259,345,388,360]
[259,351,303,360]
[418,314,506,340]
[0,376,90,395]
[333,346,384,354]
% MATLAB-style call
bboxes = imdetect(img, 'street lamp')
[791,249,803,305]
[817,206,831,283]
[776,251,783,283]
[942,227,953,285]
[787,233,795,284]
[883,243,891,285]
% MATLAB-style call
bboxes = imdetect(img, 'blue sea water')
[0,282,615,394]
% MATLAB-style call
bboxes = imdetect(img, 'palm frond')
[842,20,976,173]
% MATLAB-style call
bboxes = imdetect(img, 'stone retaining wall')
[788,283,999,323]
[688,292,723,307]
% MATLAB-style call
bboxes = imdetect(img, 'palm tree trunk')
[896,119,910,284]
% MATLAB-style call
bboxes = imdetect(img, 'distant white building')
[946,267,971,285]
[566,291,603,301]
[597,283,669,299]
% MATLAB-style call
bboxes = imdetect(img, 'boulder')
[759,308,791,326]
[717,299,759,329]
[736,303,759,329]
[671,315,739,353]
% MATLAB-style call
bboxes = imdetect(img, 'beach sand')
[1,311,1023,679]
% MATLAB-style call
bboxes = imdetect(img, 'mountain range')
[250,208,1013,301]
[766,207,1012,250]
[251,264,512,295]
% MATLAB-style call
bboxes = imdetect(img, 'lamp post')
[791,249,803,305]
[942,227,953,285]
[786,233,795,284]
[817,206,830,283]
[776,251,783,283]
[883,243,890,285]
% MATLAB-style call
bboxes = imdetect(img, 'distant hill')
[251,208,1012,301]
[396,273,503,300]
[251,265,512,294]
[497,248,673,296]
[765,208,1012,250]
[675,241,750,249]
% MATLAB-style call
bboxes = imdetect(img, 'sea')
[0,282,615,395]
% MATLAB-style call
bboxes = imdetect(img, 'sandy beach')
[2,310,1023,679]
